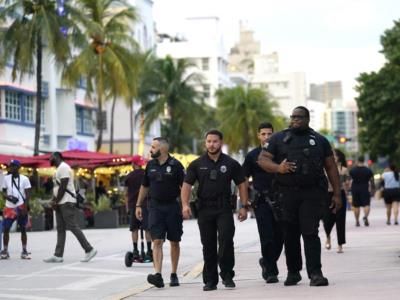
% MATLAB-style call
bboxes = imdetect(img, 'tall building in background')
[157,16,231,108]
[309,81,343,104]
[227,22,306,117]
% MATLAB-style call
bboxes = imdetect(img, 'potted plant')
[29,196,45,231]
[93,195,119,228]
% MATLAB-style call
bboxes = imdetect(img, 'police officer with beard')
[242,122,283,283]
[258,106,341,287]
[181,129,249,291]
[136,137,184,288]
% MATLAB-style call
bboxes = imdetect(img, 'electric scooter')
[125,227,152,267]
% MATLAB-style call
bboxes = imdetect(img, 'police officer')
[258,106,341,287]
[242,122,283,283]
[181,129,249,291]
[136,137,184,288]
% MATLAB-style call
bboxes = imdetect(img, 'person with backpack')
[43,152,97,263]
[1,159,31,259]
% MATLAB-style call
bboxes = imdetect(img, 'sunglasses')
[290,115,307,120]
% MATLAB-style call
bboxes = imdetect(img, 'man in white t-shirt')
[43,152,97,263]
[1,160,31,259]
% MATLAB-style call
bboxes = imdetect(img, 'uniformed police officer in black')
[181,129,249,291]
[258,106,341,287]
[136,137,185,288]
[242,122,283,283]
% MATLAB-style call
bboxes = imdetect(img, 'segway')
[125,227,152,267]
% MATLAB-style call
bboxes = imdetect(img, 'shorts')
[383,188,400,204]
[129,207,149,231]
[351,188,371,207]
[2,205,28,231]
[148,201,183,242]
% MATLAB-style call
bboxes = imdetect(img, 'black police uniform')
[265,128,331,278]
[184,153,245,286]
[243,146,283,278]
[142,155,185,242]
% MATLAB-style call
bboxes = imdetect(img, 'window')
[24,96,34,123]
[203,84,210,98]
[83,109,92,133]
[5,90,21,121]
[202,58,209,71]
[1,89,42,125]
[76,106,94,135]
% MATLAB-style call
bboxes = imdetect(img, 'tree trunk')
[109,96,117,153]
[34,33,42,156]
[129,99,134,155]
[96,54,104,152]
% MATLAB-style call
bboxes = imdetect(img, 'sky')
[153,0,400,100]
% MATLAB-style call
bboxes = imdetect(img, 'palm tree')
[138,55,205,153]
[215,86,276,154]
[63,0,138,151]
[0,0,70,155]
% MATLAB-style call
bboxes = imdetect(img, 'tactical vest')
[276,129,325,187]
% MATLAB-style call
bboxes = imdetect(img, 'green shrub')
[29,197,44,217]
[92,195,112,213]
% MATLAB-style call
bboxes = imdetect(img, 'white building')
[228,23,307,117]
[0,0,159,156]
[307,99,327,131]
[156,16,231,108]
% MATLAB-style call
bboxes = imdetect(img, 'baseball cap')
[9,159,21,167]
[131,155,146,167]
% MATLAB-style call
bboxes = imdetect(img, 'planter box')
[94,210,119,229]
[31,215,45,232]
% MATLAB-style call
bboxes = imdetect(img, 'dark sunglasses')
[290,115,307,120]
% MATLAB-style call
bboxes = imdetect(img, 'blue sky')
[153,0,400,99]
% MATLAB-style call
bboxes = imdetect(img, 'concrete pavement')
[0,199,399,300]
[125,199,400,300]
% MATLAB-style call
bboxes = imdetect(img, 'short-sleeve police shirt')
[265,129,333,165]
[184,153,245,200]
[142,155,184,203]
[242,146,274,192]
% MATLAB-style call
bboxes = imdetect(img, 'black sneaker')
[222,274,235,288]
[259,258,268,280]
[203,282,217,291]
[147,273,164,288]
[310,272,329,286]
[266,275,279,283]
[356,221,360,227]
[284,272,302,286]
[363,217,369,226]
[170,273,180,287]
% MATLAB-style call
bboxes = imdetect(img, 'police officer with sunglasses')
[258,106,341,287]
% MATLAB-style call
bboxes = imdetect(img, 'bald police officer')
[136,137,184,288]
[258,106,341,287]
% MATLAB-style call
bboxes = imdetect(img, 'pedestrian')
[242,122,283,283]
[1,159,31,259]
[258,106,341,287]
[181,129,250,291]
[125,155,152,261]
[381,164,400,225]
[349,156,375,227]
[95,180,107,203]
[135,138,184,288]
[43,152,97,263]
[323,149,349,253]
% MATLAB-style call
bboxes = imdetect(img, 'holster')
[253,190,283,222]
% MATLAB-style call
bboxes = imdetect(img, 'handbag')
[56,180,85,209]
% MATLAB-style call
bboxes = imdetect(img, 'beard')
[151,150,161,159]
[207,146,221,155]
[291,126,308,134]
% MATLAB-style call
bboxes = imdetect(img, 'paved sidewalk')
[123,200,400,300]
